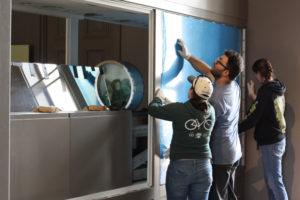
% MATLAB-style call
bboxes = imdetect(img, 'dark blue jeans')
[166,159,212,200]
[261,138,288,200]
[208,160,239,200]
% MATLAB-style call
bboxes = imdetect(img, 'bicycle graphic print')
[185,118,213,131]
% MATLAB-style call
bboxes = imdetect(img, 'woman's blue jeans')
[261,138,288,200]
[166,159,212,200]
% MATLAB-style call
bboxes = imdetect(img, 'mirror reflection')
[10,7,149,200]
[95,61,144,111]
[96,62,132,109]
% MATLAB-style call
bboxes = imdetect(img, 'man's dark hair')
[224,50,244,80]
[252,58,273,82]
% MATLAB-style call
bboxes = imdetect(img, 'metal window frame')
[240,28,247,166]
[64,1,155,200]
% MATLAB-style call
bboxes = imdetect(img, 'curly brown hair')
[224,50,244,80]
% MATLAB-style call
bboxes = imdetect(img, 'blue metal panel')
[121,62,144,110]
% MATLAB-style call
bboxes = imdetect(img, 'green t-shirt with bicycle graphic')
[148,97,215,161]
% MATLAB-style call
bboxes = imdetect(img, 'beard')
[211,68,222,80]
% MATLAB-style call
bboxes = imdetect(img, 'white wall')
[0,0,11,199]
[245,0,300,199]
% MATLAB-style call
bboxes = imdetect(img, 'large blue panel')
[159,12,242,184]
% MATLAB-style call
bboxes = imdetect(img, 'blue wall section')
[159,12,242,184]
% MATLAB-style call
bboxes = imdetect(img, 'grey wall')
[0,0,11,199]
[245,0,300,199]
[124,0,247,27]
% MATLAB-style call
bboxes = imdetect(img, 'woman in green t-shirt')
[148,75,215,200]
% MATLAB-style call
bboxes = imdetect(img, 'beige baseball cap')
[188,75,213,100]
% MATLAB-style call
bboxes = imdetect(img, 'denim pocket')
[167,161,189,187]
[195,161,213,187]
[273,139,286,157]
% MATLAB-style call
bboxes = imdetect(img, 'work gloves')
[177,39,191,60]
[154,89,172,104]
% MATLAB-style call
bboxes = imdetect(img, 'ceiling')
[12,0,149,28]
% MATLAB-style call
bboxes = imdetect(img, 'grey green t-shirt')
[209,81,242,165]
[148,98,215,161]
